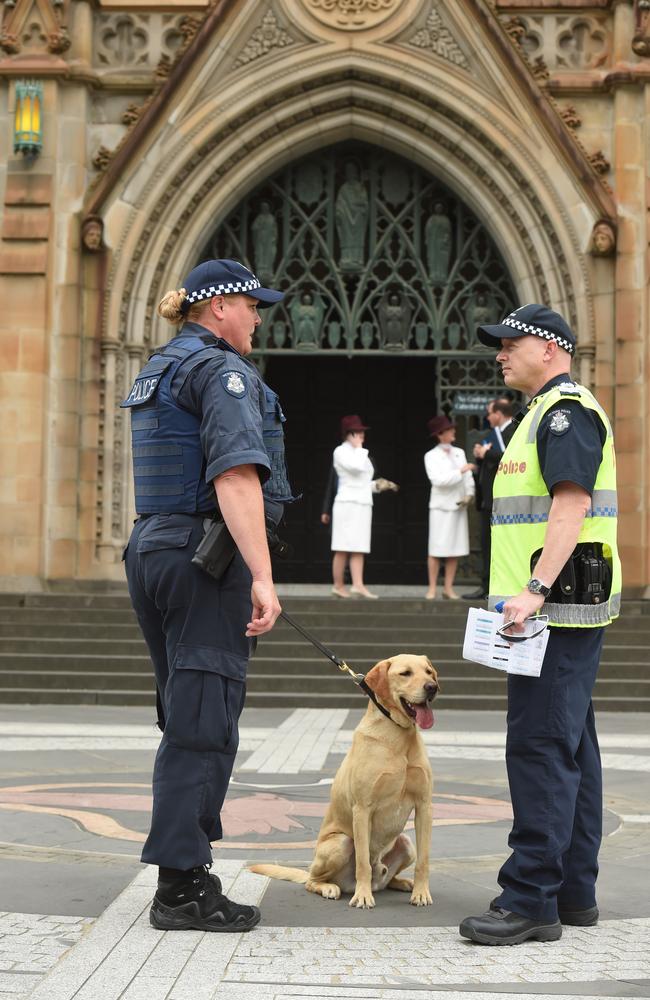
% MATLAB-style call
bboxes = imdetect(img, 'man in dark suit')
[464,398,515,599]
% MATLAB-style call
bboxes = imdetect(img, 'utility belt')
[531,543,612,606]
[191,513,292,582]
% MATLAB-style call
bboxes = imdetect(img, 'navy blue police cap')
[476,303,576,356]
[180,259,284,313]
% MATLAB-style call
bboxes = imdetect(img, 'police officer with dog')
[121,259,295,933]
[460,304,621,945]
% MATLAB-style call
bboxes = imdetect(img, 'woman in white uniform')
[424,415,476,600]
[331,415,378,599]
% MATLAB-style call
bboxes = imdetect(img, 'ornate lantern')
[13,80,43,159]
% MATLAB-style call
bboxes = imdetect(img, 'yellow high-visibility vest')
[489,382,621,627]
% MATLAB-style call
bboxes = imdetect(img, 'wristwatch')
[527,578,551,599]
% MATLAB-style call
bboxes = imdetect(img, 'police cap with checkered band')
[179,259,284,313]
[476,303,577,356]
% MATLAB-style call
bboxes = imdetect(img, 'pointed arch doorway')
[198,141,517,584]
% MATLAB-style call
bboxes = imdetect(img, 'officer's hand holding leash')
[213,465,282,637]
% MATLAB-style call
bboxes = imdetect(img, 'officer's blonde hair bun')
[157,288,188,324]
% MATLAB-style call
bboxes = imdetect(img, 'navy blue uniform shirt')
[169,323,271,486]
[521,375,606,497]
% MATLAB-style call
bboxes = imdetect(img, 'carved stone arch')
[96,67,599,562]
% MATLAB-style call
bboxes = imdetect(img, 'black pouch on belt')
[191,519,237,581]
[531,543,611,605]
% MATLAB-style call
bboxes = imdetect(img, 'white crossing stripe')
[240,709,348,773]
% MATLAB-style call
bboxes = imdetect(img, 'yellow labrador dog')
[249,654,438,908]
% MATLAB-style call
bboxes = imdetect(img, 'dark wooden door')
[265,355,444,585]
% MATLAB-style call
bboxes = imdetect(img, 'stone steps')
[0,594,647,710]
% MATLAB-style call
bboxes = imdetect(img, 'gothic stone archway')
[197,142,517,583]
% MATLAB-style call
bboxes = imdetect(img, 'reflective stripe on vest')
[491,489,618,525]
[489,382,621,628]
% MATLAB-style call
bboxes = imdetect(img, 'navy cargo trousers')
[124,513,252,870]
[495,625,605,922]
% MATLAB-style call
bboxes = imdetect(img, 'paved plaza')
[0,702,648,1000]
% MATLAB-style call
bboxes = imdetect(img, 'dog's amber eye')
[399,670,413,676]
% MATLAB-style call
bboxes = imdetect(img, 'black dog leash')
[278,609,398,724]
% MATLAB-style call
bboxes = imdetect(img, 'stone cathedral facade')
[0,0,648,591]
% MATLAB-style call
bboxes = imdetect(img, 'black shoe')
[558,904,599,926]
[462,588,487,600]
[459,905,562,945]
[150,865,261,932]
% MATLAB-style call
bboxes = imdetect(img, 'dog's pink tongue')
[415,704,434,729]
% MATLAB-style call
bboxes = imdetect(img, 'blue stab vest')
[121,333,294,514]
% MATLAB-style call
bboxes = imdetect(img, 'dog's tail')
[248,863,309,884]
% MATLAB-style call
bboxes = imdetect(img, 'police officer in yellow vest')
[460,304,621,946]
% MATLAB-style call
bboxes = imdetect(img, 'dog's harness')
[279,610,402,726]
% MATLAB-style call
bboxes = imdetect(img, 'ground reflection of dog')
[249,654,439,909]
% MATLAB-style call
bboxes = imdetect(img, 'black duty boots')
[150,865,261,932]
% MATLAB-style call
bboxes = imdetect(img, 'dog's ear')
[364,658,393,705]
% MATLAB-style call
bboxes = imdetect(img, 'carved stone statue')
[378,292,411,350]
[425,202,452,284]
[251,201,277,283]
[335,162,368,273]
[81,215,104,252]
[289,291,325,349]
[590,219,616,257]
[465,291,497,346]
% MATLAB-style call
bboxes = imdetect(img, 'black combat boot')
[150,865,261,932]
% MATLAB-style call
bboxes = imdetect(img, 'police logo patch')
[549,409,571,435]
[221,370,247,398]
[122,376,160,406]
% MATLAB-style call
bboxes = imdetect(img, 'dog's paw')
[350,889,375,909]
[388,876,413,893]
[321,884,341,900]
[410,886,433,906]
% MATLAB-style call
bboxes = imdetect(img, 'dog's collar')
[278,609,405,727]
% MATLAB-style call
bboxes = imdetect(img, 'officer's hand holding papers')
[462,602,550,677]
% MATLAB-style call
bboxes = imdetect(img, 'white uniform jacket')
[332,442,377,505]
[424,444,475,511]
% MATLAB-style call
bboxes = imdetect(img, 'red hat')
[340,414,370,437]
[427,415,455,437]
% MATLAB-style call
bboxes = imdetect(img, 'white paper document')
[462,607,550,677]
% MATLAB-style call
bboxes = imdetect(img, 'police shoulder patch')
[548,408,571,435]
[221,369,247,398]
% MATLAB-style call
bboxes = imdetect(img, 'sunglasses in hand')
[496,615,549,643]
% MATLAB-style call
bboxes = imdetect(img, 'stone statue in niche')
[335,162,368,273]
[465,291,498,346]
[82,215,105,252]
[251,201,278,283]
[590,219,616,257]
[378,292,411,350]
[289,291,325,349]
[425,202,452,283]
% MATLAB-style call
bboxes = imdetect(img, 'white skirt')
[331,500,372,554]
[428,508,469,557]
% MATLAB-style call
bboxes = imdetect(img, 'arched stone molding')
[91,57,611,567]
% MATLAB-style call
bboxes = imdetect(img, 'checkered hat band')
[185,278,262,304]
[503,316,575,354]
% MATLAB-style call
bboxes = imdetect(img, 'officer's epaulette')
[557,381,580,395]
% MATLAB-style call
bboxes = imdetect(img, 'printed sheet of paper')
[462,607,550,677]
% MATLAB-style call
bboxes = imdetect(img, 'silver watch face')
[528,579,542,593]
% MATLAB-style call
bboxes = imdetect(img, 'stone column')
[611,2,648,592]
